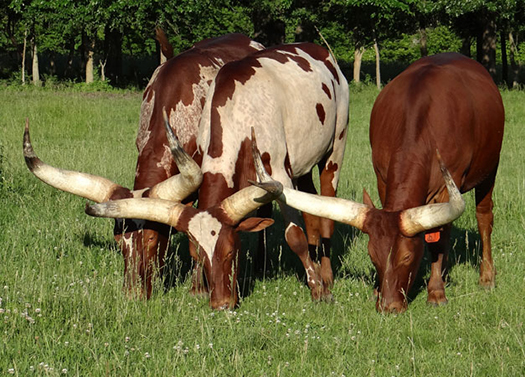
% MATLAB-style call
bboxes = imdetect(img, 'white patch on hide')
[156,144,173,178]
[136,91,155,154]
[250,41,265,51]
[306,266,316,285]
[121,219,145,254]
[148,65,162,86]
[132,188,148,198]
[187,212,223,267]
[199,45,348,195]
[168,65,218,148]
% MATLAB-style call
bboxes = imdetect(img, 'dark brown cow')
[86,43,350,309]
[252,53,505,313]
[23,34,264,299]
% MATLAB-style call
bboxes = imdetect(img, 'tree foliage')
[0,0,524,87]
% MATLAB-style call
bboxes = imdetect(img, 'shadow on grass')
[407,225,482,303]
[82,232,117,251]
[161,205,363,302]
[81,210,483,307]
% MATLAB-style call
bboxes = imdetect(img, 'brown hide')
[195,43,348,309]
[365,52,504,312]
[114,34,263,299]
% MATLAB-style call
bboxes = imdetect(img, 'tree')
[326,0,416,87]
[435,0,524,81]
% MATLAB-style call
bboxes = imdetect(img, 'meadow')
[0,85,524,376]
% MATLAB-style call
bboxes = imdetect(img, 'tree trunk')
[21,30,27,85]
[49,53,56,76]
[31,37,40,86]
[64,40,75,79]
[86,40,95,84]
[419,27,428,57]
[500,31,508,87]
[104,27,123,86]
[509,31,520,88]
[476,29,483,62]
[374,39,381,89]
[480,17,497,81]
[353,46,365,83]
[460,37,471,57]
[99,59,107,81]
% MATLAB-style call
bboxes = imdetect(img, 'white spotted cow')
[23,34,264,299]
[86,43,350,309]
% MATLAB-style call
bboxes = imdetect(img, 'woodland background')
[1,0,525,89]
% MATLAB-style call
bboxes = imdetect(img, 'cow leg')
[318,158,341,294]
[296,171,334,300]
[426,224,451,306]
[254,203,273,276]
[475,172,497,288]
[278,202,325,301]
[189,242,209,297]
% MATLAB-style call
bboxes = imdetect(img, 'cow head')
[85,129,276,309]
[85,184,276,309]
[112,217,172,298]
[252,147,465,313]
[359,201,425,313]
[23,116,202,298]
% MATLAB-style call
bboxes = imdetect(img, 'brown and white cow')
[251,53,505,313]
[85,43,350,309]
[23,34,264,299]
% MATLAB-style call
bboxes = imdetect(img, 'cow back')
[369,52,504,210]
[197,43,349,208]
[135,34,264,191]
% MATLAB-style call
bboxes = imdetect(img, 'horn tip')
[85,202,108,217]
[23,121,39,164]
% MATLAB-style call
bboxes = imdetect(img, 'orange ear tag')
[425,231,441,243]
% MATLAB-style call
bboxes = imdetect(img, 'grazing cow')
[251,53,505,313]
[86,43,350,309]
[23,34,264,299]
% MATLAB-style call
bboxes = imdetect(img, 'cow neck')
[198,171,235,210]
[198,135,256,210]
[382,150,431,212]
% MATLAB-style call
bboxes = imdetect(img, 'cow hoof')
[189,288,209,299]
[479,275,495,289]
[309,285,323,301]
[427,299,448,307]
[321,292,334,303]
[212,303,230,311]
[427,290,448,306]
[378,301,407,314]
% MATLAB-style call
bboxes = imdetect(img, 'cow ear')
[236,217,275,233]
[363,189,375,208]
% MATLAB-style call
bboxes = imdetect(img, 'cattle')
[23,34,264,299]
[85,43,350,309]
[251,52,505,313]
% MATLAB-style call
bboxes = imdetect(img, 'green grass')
[1,86,524,376]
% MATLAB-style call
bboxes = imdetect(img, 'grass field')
[1,85,524,376]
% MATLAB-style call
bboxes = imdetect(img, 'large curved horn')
[85,198,187,229]
[399,150,465,237]
[146,109,203,201]
[220,185,277,224]
[23,119,128,203]
[249,128,370,230]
